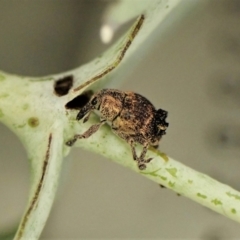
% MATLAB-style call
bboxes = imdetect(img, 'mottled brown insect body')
[66,89,169,170]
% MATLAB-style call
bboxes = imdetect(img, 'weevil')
[66,89,169,170]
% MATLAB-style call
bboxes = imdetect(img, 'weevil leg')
[111,129,138,161]
[66,120,106,146]
[111,127,151,170]
[129,139,138,161]
[137,143,153,170]
[139,143,148,160]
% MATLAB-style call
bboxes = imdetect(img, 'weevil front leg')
[66,119,106,146]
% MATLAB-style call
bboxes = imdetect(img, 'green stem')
[72,122,240,223]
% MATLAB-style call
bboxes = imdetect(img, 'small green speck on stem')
[226,192,240,200]
[141,168,161,177]
[168,181,175,188]
[160,176,167,181]
[166,168,177,178]
[188,180,193,184]
[231,208,237,214]
[197,193,207,199]
[211,199,222,206]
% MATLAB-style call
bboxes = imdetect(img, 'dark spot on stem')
[73,15,145,92]
[65,90,93,110]
[16,134,52,240]
[54,75,73,96]
[28,117,39,128]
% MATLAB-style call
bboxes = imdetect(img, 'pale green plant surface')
[0,0,240,240]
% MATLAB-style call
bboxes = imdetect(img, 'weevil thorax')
[93,89,125,121]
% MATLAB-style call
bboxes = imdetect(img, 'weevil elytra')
[66,89,169,170]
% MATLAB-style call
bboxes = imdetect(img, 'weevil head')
[89,92,102,110]
[75,91,103,121]
[155,108,169,137]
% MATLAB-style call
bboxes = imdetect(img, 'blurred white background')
[1,0,240,239]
